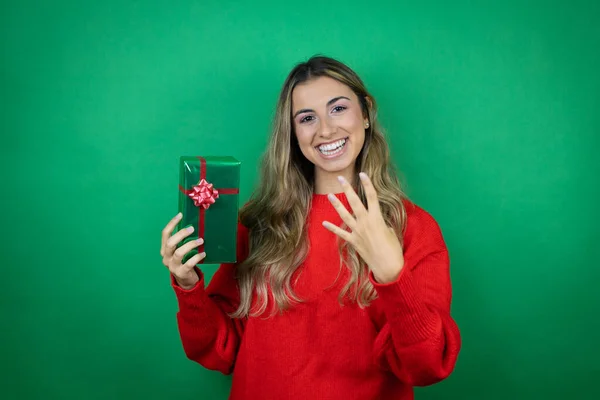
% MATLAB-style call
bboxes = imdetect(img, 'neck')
[313,165,356,194]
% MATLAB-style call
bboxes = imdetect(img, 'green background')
[2,1,598,399]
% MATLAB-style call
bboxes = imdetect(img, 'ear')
[363,96,373,124]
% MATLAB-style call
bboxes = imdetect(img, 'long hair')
[232,56,408,318]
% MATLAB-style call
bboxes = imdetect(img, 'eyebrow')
[293,96,351,118]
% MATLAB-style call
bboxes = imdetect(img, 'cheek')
[339,110,363,131]
[294,125,315,146]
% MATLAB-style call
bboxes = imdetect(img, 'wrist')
[371,260,404,284]
[373,271,399,284]
[174,274,200,291]
[178,282,196,290]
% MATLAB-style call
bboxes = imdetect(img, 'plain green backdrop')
[1,0,599,399]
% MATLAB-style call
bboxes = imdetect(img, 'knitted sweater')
[171,193,461,399]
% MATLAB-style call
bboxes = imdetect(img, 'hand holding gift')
[176,156,241,265]
[160,156,241,289]
[161,212,204,290]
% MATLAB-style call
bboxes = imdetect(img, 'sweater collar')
[310,192,352,214]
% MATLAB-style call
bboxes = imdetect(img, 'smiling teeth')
[318,138,346,154]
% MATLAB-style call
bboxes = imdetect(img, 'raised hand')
[322,172,405,284]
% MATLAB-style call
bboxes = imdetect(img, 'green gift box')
[177,156,241,265]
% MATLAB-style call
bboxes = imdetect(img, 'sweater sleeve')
[370,202,461,387]
[171,222,249,375]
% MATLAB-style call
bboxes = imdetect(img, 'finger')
[337,176,367,219]
[162,212,183,249]
[327,193,357,230]
[165,225,195,255]
[162,212,183,244]
[322,220,353,243]
[180,251,206,271]
[172,237,204,264]
[358,172,381,215]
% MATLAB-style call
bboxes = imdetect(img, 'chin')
[316,159,354,174]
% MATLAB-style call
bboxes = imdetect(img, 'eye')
[299,115,315,124]
[331,105,347,113]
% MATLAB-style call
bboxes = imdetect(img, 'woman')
[160,56,461,399]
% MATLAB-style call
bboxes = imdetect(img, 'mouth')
[315,137,348,157]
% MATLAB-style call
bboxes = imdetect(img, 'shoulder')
[402,199,441,227]
[235,218,250,262]
[401,198,447,253]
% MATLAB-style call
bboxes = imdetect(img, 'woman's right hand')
[161,212,206,290]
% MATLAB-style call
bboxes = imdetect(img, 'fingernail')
[359,172,367,180]
[196,238,204,244]
[187,226,194,233]
[200,252,206,258]
[176,212,182,219]
[337,176,346,183]
[327,193,336,202]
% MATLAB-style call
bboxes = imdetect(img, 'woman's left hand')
[323,172,405,284]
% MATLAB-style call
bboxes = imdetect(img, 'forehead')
[291,76,356,109]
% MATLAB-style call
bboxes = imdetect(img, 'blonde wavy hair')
[232,56,408,318]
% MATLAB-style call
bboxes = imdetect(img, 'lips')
[316,138,347,154]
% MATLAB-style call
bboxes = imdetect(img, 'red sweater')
[171,193,461,399]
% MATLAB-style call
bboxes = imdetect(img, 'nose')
[318,116,336,137]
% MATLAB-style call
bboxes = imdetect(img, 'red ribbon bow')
[187,179,219,209]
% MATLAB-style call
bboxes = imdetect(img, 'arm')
[370,204,461,386]
[171,223,249,375]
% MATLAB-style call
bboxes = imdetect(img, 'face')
[291,76,368,180]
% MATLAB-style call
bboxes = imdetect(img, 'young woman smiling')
[161,56,461,400]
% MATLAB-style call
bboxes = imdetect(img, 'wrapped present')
[177,156,241,264]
